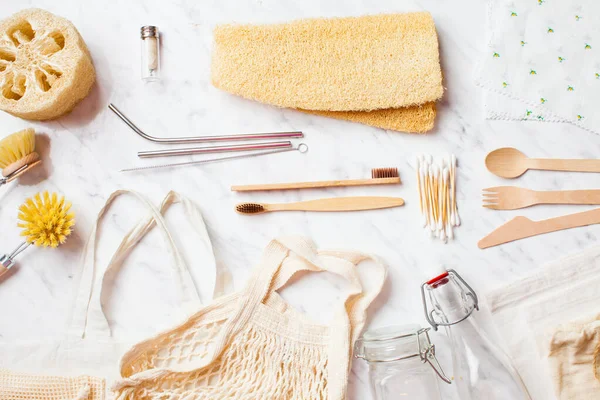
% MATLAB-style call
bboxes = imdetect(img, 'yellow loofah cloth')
[211,13,442,133]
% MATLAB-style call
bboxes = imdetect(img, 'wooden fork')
[482,187,600,210]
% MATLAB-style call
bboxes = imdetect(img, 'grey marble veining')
[0,1,597,399]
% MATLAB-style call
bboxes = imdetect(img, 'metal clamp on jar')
[354,324,451,400]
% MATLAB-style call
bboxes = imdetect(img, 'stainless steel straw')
[121,143,308,173]
[108,103,304,144]
[138,141,292,158]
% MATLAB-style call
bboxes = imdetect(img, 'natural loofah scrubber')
[211,13,443,133]
[0,8,96,120]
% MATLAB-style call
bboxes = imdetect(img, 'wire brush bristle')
[0,128,36,169]
[17,191,75,248]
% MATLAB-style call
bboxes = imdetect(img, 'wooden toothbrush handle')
[271,196,404,212]
[231,178,400,192]
[531,158,600,173]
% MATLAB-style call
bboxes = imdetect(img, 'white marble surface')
[1,0,599,398]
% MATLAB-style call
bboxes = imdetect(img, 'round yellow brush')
[0,128,41,187]
[0,191,74,277]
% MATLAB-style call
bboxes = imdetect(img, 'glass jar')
[354,324,450,400]
[140,26,160,82]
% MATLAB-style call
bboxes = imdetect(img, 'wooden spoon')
[486,148,600,178]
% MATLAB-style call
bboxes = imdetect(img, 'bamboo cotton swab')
[416,154,459,243]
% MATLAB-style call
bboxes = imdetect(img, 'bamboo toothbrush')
[235,196,404,215]
[0,128,41,187]
[231,167,400,192]
[0,191,74,277]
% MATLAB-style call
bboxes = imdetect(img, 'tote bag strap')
[68,190,217,339]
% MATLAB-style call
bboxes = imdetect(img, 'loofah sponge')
[0,8,96,120]
[302,102,437,134]
[211,13,442,133]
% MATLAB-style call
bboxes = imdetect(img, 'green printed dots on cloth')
[480,0,600,134]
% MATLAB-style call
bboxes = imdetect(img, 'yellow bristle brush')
[0,128,41,187]
[0,191,74,277]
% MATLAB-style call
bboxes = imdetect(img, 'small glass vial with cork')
[141,26,160,82]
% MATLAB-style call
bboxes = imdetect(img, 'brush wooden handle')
[478,207,600,249]
[5,160,42,183]
[267,196,404,212]
[231,177,401,192]
[530,158,600,173]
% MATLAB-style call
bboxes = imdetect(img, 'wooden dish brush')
[0,128,41,187]
[0,191,74,277]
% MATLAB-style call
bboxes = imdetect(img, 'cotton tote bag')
[486,244,600,400]
[0,190,217,400]
[112,236,386,400]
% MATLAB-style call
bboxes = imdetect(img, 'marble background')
[1,0,599,398]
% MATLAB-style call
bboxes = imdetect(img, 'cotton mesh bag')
[112,237,386,399]
[0,190,217,399]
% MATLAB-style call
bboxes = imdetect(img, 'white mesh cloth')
[112,237,387,400]
[0,190,217,399]
[0,369,104,400]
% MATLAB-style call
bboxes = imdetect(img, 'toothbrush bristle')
[236,203,265,214]
[372,167,399,179]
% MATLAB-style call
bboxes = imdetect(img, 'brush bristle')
[372,167,399,179]
[0,128,36,169]
[17,191,75,248]
[236,203,265,214]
